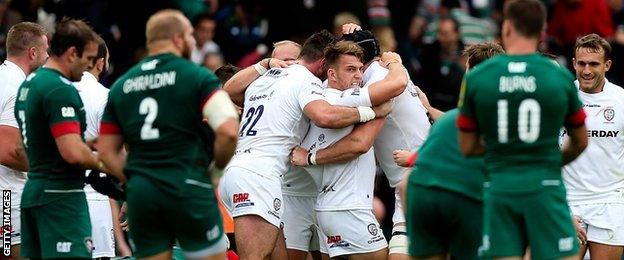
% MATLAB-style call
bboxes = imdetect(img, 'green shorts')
[480,185,578,259]
[126,175,226,258]
[406,184,482,259]
[21,191,92,259]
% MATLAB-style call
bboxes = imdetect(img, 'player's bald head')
[146,9,191,45]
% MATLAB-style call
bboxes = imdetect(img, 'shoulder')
[605,80,624,97]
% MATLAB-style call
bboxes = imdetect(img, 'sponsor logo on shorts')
[327,235,350,248]
[56,241,72,253]
[267,210,280,219]
[367,236,384,244]
[84,237,94,253]
[273,198,281,211]
[367,223,378,236]
[558,237,573,252]
[233,193,254,208]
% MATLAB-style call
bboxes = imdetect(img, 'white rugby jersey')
[282,80,372,197]
[227,65,326,179]
[0,61,27,193]
[364,61,431,187]
[74,71,110,200]
[299,88,376,211]
[562,79,624,205]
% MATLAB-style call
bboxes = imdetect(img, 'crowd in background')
[1,0,623,241]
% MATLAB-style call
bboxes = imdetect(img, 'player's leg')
[38,192,92,259]
[173,172,227,260]
[582,203,624,260]
[271,228,288,260]
[317,210,387,259]
[389,190,409,260]
[219,166,284,260]
[405,185,450,260]
[448,190,483,260]
[19,206,41,259]
[480,189,527,259]
[11,186,23,260]
[524,185,578,259]
[282,195,317,260]
[86,196,115,259]
[235,215,280,259]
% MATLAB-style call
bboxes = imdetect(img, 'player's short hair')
[273,40,301,50]
[94,34,108,63]
[341,30,380,64]
[50,17,97,58]
[146,9,187,45]
[215,64,241,84]
[324,41,364,68]
[503,0,545,39]
[463,42,504,69]
[574,33,611,61]
[6,22,47,57]
[299,30,337,63]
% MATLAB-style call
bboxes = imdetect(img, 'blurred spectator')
[368,0,397,52]
[333,11,361,37]
[417,16,466,111]
[0,0,22,61]
[175,0,218,22]
[547,0,615,68]
[422,0,495,45]
[203,51,224,72]
[191,12,220,65]
[214,0,268,67]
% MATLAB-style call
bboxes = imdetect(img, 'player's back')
[227,64,324,178]
[364,61,430,187]
[107,53,219,190]
[463,53,578,179]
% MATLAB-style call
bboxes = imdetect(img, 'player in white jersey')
[220,30,391,259]
[561,34,624,259]
[0,22,48,259]
[73,36,118,259]
[340,29,431,258]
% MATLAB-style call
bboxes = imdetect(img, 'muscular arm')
[212,119,239,169]
[223,58,286,106]
[55,133,108,172]
[367,62,408,106]
[561,124,588,165]
[315,118,386,164]
[458,131,485,156]
[0,126,28,171]
[96,134,127,183]
[304,100,390,129]
[415,86,444,122]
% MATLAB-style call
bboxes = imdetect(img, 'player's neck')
[44,57,72,79]
[147,42,182,57]
[504,37,538,55]
[6,55,32,75]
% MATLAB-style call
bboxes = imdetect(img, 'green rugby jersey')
[458,53,584,192]
[101,53,220,193]
[410,109,485,201]
[14,68,87,207]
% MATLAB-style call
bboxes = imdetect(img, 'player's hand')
[119,202,129,231]
[290,146,309,166]
[341,23,362,35]
[260,58,289,69]
[393,150,413,167]
[573,215,587,245]
[86,170,126,200]
[380,52,403,68]
[372,101,393,118]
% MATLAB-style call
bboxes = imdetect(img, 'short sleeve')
[457,75,478,132]
[44,87,84,138]
[335,86,372,107]
[297,77,326,110]
[564,80,586,128]
[0,87,18,128]
[100,91,121,135]
[197,67,221,110]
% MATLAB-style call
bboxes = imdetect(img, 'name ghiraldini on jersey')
[499,76,536,93]
[122,71,177,93]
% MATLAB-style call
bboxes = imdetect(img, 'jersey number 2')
[239,105,264,137]
[497,99,540,143]
[140,97,160,140]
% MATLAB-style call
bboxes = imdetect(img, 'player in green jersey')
[14,18,104,259]
[457,0,589,259]
[399,42,503,260]
[97,9,239,260]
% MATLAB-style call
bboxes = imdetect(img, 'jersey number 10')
[497,98,540,143]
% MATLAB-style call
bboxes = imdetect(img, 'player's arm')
[561,108,588,165]
[457,114,485,156]
[291,118,385,166]
[96,132,127,183]
[415,86,444,121]
[0,125,28,171]
[366,52,409,105]
[223,58,287,106]
[203,90,239,169]
[55,133,107,172]
[304,100,391,129]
